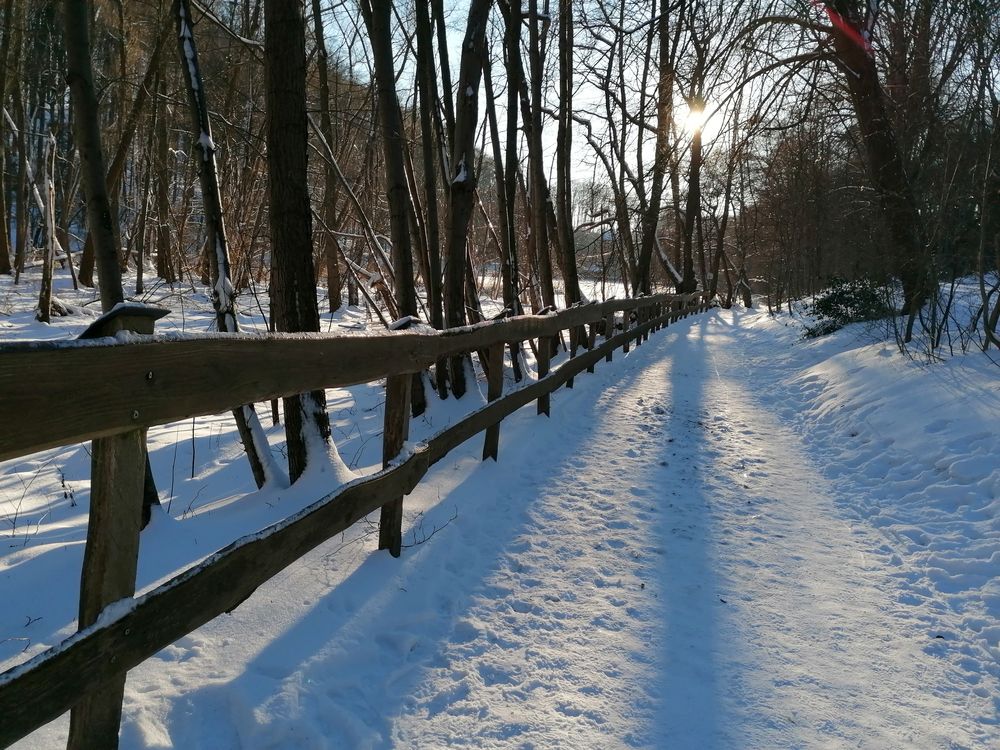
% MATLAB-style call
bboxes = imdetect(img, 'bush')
[803,277,892,338]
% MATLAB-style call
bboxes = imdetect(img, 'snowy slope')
[2,276,999,747]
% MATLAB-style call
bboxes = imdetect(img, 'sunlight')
[682,102,709,136]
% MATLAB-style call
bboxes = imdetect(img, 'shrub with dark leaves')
[804,277,892,338]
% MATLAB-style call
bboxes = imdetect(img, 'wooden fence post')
[586,319,598,373]
[566,324,578,389]
[604,312,614,362]
[68,305,167,750]
[379,373,411,557]
[622,308,631,353]
[536,335,550,416]
[379,319,415,557]
[482,342,504,461]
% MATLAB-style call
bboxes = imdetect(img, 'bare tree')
[265,0,331,482]
[175,0,279,488]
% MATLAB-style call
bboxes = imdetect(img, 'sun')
[682,103,709,136]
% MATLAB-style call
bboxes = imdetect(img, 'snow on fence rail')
[0,291,710,749]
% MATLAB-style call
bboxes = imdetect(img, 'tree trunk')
[679,124,702,294]
[525,0,556,311]
[443,0,495,398]
[360,0,418,322]
[359,0,426,415]
[636,0,675,296]
[176,0,276,489]
[13,82,27,281]
[36,134,56,323]
[556,0,581,306]
[414,0,448,397]
[0,0,13,276]
[310,0,342,313]
[65,0,125,312]
[154,74,176,283]
[264,0,330,483]
[483,63,523,381]
[823,2,932,341]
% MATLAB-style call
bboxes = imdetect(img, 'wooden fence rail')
[0,291,710,748]
[1,293,694,462]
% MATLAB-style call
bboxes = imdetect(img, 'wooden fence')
[0,291,711,748]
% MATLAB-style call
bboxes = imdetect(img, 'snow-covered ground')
[2,268,999,748]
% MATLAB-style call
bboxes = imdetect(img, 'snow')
[198,132,215,158]
[389,315,421,331]
[178,4,199,94]
[453,156,468,185]
[2,265,999,747]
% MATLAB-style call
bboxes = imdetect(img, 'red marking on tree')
[813,1,874,57]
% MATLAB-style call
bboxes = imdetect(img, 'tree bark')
[65,0,125,312]
[310,0,343,313]
[36,134,56,323]
[154,73,176,283]
[636,0,675,296]
[443,0,495,398]
[176,0,275,489]
[359,0,418,321]
[525,0,556,311]
[556,0,581,306]
[0,0,14,276]
[823,2,932,341]
[414,0,448,397]
[265,0,330,482]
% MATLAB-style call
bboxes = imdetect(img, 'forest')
[0,0,996,505]
[2,2,1000,747]
[2,0,997,338]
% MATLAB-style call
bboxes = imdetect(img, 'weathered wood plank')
[0,294,695,463]
[0,447,430,749]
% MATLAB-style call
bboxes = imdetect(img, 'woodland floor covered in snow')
[2,272,999,748]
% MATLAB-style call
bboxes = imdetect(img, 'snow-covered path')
[11,309,999,749]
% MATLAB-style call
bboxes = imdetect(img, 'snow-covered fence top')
[0,291,711,749]
[0,293,702,462]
